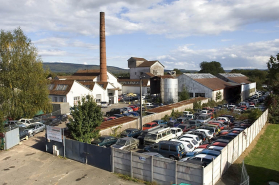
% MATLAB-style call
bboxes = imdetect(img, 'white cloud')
[221,39,233,42]
[83,62,88,65]
[230,54,237,58]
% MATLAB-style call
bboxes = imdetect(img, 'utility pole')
[140,76,143,130]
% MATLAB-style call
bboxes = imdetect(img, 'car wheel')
[169,156,176,160]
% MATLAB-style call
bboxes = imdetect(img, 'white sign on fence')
[47,126,62,142]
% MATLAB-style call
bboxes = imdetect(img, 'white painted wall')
[130,67,150,79]
[122,86,148,94]
[212,89,224,102]
[241,82,256,100]
[178,74,213,99]
[66,81,93,107]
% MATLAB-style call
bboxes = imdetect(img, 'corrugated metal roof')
[226,77,251,84]
[219,73,245,77]
[183,73,216,79]
[98,117,138,130]
[73,69,101,76]
[130,57,147,61]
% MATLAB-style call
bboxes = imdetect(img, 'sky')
[1,0,279,70]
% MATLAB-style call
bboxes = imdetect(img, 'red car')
[240,105,247,110]
[211,142,228,147]
[128,105,139,111]
[198,144,209,149]
[142,122,159,130]
[108,116,117,120]
[209,122,225,130]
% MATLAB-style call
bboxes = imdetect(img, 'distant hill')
[43,62,129,74]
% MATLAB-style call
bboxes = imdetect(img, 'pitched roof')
[218,73,252,84]
[79,81,96,90]
[130,57,147,61]
[144,72,155,77]
[73,69,100,76]
[118,79,149,87]
[49,80,74,95]
[97,82,109,89]
[183,73,236,90]
[137,61,157,67]
[56,76,97,81]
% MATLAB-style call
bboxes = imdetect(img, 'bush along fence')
[46,109,268,185]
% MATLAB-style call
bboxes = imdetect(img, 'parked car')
[100,101,108,108]
[167,120,180,127]
[137,126,161,145]
[178,137,199,149]
[178,124,194,133]
[123,107,133,113]
[195,129,214,139]
[111,137,139,151]
[196,114,211,124]
[170,128,183,138]
[24,123,45,136]
[179,133,202,145]
[129,112,140,117]
[128,105,139,111]
[113,114,125,118]
[106,108,124,117]
[188,120,202,128]
[44,118,61,126]
[169,139,195,152]
[153,120,168,127]
[91,136,117,147]
[177,117,188,124]
[188,154,216,166]
[142,122,159,130]
[143,140,186,160]
[120,128,141,138]
[18,118,39,126]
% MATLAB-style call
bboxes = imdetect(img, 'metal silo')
[163,78,178,103]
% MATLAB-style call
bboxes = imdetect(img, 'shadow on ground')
[245,164,279,185]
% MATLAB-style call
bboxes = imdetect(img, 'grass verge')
[115,173,157,185]
[244,124,279,184]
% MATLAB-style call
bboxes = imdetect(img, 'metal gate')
[87,144,111,171]
[5,128,19,150]
[65,139,86,163]
[240,161,249,185]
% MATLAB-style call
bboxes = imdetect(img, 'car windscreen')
[95,137,106,143]
[143,124,151,127]
[115,139,127,146]
[178,125,186,129]
[26,125,36,129]
[121,130,131,135]
[178,144,184,152]
[145,134,157,140]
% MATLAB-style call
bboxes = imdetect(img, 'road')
[0,131,142,185]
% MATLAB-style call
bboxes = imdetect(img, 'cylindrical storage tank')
[163,78,178,103]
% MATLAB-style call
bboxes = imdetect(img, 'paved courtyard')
[0,131,141,185]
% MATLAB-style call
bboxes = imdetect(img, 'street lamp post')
[140,76,145,130]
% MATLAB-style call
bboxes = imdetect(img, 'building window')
[96,94,101,103]
[54,97,57,102]
[48,84,54,90]
[55,84,68,91]
[74,96,80,105]
[189,93,193,98]
[153,70,158,75]
[60,97,64,102]
[195,93,205,97]
[108,93,113,96]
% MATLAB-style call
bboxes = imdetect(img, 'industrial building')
[216,73,256,101]
[150,75,178,104]
[177,73,241,102]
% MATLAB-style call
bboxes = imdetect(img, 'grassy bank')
[245,124,279,184]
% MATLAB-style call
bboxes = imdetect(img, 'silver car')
[111,137,139,151]
[25,123,45,136]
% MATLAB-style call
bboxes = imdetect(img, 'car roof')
[195,154,216,159]
[120,137,135,141]
[125,128,138,131]
[159,140,181,146]
[208,146,224,151]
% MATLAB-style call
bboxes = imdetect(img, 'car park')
[178,124,194,133]
[195,114,211,124]
[187,154,216,166]
[169,139,195,152]
[111,137,139,151]
[170,128,183,138]
[196,129,214,139]
[199,149,221,157]
[178,137,199,149]
[91,136,118,147]
[179,133,202,145]
[144,127,174,145]
[167,120,180,127]
[120,128,141,138]
[153,120,168,127]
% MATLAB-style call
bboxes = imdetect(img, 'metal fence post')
[130,151,133,178]
[212,158,214,185]
[174,160,177,185]
[151,156,153,182]
[63,129,65,158]
[111,147,114,173]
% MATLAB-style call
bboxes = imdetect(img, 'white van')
[144,127,175,145]
[179,133,202,145]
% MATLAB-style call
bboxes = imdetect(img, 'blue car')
[153,120,168,127]
[129,112,140,117]
[120,128,141,138]
[199,149,221,157]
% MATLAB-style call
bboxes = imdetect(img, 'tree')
[173,68,182,75]
[68,96,103,143]
[179,86,190,101]
[267,54,279,94]
[199,61,225,75]
[0,110,4,133]
[215,91,222,101]
[0,28,52,119]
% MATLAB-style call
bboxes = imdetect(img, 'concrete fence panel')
[177,162,203,185]
[131,153,152,181]
[238,132,243,156]
[153,157,176,185]
[203,163,213,185]
[220,146,228,175]
[212,155,221,184]
[113,149,131,176]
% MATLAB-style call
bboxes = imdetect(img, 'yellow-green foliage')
[0,28,52,119]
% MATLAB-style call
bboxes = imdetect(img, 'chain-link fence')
[240,160,249,185]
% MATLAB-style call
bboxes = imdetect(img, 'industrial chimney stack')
[100,12,107,82]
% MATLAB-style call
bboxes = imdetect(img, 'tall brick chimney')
[100,12,107,82]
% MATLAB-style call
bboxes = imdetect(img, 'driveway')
[0,131,142,185]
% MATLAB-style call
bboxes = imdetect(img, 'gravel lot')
[0,131,142,185]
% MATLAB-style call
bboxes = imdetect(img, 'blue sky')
[1,0,279,70]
